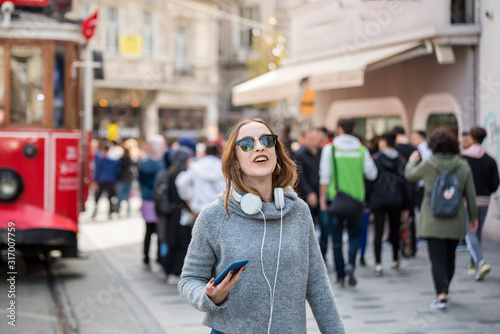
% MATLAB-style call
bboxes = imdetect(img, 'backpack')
[154,170,174,215]
[429,168,461,218]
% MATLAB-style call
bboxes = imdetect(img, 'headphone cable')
[259,207,283,334]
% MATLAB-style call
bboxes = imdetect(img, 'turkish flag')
[82,11,98,41]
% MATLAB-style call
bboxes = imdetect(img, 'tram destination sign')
[0,0,50,7]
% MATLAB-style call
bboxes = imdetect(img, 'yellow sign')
[107,123,120,141]
[119,35,143,56]
[300,88,315,116]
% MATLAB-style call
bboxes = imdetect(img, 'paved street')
[2,196,500,333]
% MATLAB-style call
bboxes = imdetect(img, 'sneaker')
[429,298,447,310]
[374,264,383,277]
[167,274,181,285]
[474,262,491,281]
[391,260,401,270]
[359,257,366,266]
[467,264,476,277]
[334,280,345,288]
[345,264,357,286]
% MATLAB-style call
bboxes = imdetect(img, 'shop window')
[159,108,205,138]
[353,116,402,140]
[93,105,142,139]
[426,113,458,137]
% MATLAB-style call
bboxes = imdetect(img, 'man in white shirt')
[175,143,225,216]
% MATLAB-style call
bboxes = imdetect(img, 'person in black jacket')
[393,126,418,257]
[162,146,194,285]
[462,126,500,281]
[295,129,322,217]
[116,147,136,217]
[367,131,408,276]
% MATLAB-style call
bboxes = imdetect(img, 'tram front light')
[0,169,23,202]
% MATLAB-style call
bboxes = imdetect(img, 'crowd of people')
[294,119,498,312]
[89,117,498,332]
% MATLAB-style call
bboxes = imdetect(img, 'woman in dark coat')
[159,146,194,285]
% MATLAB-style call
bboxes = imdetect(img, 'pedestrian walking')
[319,118,377,287]
[92,144,120,219]
[294,128,322,226]
[405,127,478,310]
[179,118,345,334]
[175,143,226,216]
[393,126,418,256]
[366,131,408,276]
[116,147,136,217]
[158,146,194,285]
[462,126,499,281]
[138,134,165,269]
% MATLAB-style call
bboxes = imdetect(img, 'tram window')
[54,45,66,128]
[9,47,44,125]
[0,46,4,126]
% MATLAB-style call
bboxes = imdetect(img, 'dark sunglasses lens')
[237,138,254,152]
[260,135,277,148]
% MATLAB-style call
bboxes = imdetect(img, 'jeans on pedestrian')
[359,210,370,258]
[330,213,360,282]
[116,181,132,214]
[211,330,224,334]
[465,205,488,265]
[319,210,331,260]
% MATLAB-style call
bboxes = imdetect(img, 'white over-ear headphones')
[232,187,284,214]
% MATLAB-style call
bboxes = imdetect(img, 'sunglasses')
[235,134,278,152]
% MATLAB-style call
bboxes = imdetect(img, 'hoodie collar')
[462,143,486,159]
[333,134,361,151]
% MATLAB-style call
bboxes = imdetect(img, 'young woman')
[178,119,345,334]
[405,127,478,310]
[138,135,165,268]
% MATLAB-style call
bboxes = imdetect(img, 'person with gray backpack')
[405,127,478,311]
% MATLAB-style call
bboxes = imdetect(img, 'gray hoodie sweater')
[178,189,345,334]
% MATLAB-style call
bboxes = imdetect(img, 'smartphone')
[213,259,249,286]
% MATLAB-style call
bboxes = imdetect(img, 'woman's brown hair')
[428,127,460,154]
[221,118,297,216]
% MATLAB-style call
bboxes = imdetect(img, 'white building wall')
[479,0,500,239]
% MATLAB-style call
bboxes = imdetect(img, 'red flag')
[82,11,98,41]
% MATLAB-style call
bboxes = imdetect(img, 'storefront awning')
[232,41,430,106]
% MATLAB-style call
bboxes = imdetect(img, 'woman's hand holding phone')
[205,261,247,305]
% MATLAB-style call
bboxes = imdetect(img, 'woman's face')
[235,122,277,184]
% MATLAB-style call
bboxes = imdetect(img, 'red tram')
[0,3,88,259]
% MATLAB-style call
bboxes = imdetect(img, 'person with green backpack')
[405,127,478,311]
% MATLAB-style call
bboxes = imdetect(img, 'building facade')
[69,0,220,141]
